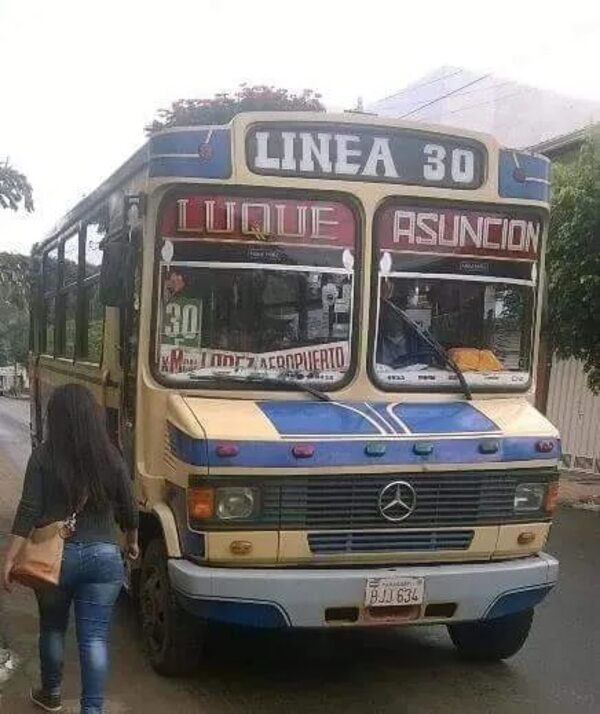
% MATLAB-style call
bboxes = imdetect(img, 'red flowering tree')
[146,84,325,134]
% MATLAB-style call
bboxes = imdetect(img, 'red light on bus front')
[536,440,555,453]
[216,443,239,458]
[292,445,315,459]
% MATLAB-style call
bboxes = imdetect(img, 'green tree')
[0,160,33,212]
[147,84,325,134]
[0,252,30,309]
[0,159,34,320]
[0,278,29,367]
[547,137,600,392]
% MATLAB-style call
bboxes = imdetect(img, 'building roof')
[532,123,600,157]
[369,66,600,149]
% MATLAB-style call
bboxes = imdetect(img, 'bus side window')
[42,247,59,356]
[55,231,80,360]
[81,211,107,363]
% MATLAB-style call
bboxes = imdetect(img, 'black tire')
[447,608,534,662]
[139,538,202,676]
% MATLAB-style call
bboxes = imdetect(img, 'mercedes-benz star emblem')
[378,481,417,522]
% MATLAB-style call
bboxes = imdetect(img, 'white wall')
[547,358,600,473]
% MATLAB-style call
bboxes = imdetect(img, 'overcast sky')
[1,0,599,254]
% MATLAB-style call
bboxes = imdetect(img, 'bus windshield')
[155,194,357,387]
[373,204,541,390]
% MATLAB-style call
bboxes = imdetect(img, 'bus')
[29,112,559,674]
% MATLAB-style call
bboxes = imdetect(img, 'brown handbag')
[10,515,77,590]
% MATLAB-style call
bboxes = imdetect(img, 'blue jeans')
[35,542,124,714]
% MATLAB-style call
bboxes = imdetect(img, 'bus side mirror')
[100,242,136,307]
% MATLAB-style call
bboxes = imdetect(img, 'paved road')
[0,397,598,713]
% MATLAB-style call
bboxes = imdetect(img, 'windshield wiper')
[382,298,472,401]
[220,374,331,402]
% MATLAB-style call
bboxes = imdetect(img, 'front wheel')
[447,608,534,662]
[139,538,202,676]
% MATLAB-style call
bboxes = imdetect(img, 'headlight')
[514,483,545,512]
[215,487,258,520]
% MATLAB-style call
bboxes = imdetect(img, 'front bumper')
[168,553,558,628]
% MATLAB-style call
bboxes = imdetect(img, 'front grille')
[308,529,474,554]
[194,470,554,531]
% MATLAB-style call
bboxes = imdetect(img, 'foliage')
[0,266,29,366]
[146,84,325,134]
[0,160,34,212]
[0,164,33,365]
[0,252,31,309]
[547,137,600,392]
[0,307,28,365]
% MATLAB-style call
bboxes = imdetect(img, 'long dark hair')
[46,384,122,511]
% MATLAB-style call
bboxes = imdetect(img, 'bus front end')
[135,114,559,673]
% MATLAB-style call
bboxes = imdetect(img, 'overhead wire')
[393,19,598,122]
[445,88,529,116]
[398,73,493,118]
[442,79,512,100]
[375,68,465,105]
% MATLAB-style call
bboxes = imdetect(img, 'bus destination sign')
[246,123,486,189]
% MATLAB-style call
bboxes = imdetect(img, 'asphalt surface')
[0,396,598,713]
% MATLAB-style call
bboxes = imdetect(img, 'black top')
[11,443,139,543]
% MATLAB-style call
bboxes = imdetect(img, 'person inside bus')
[2,384,139,714]
[163,268,188,301]
[377,280,436,369]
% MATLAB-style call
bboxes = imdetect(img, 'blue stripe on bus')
[149,128,230,156]
[498,149,551,202]
[258,400,499,437]
[363,402,407,434]
[149,155,231,179]
[168,426,560,468]
[258,401,382,437]
[485,585,554,620]
[390,402,499,434]
[149,129,231,178]
[168,423,209,466]
[176,593,290,628]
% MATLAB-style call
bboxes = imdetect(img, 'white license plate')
[364,576,425,607]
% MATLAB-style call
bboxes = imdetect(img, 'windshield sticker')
[161,298,202,348]
[159,342,349,381]
[156,196,356,387]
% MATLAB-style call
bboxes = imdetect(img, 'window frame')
[368,196,546,394]
[150,184,363,392]
[80,276,104,364]
[55,228,82,359]
[80,211,107,365]
[38,205,108,365]
[41,245,60,356]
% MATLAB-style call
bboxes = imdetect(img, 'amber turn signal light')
[517,531,536,545]
[188,487,214,519]
[544,482,560,513]
[230,540,253,556]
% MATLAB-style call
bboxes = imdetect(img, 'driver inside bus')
[377,280,435,369]
[377,280,412,367]
[163,269,188,301]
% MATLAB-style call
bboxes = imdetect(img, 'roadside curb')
[558,469,600,511]
[561,500,600,512]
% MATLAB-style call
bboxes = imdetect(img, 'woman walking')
[2,384,139,713]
